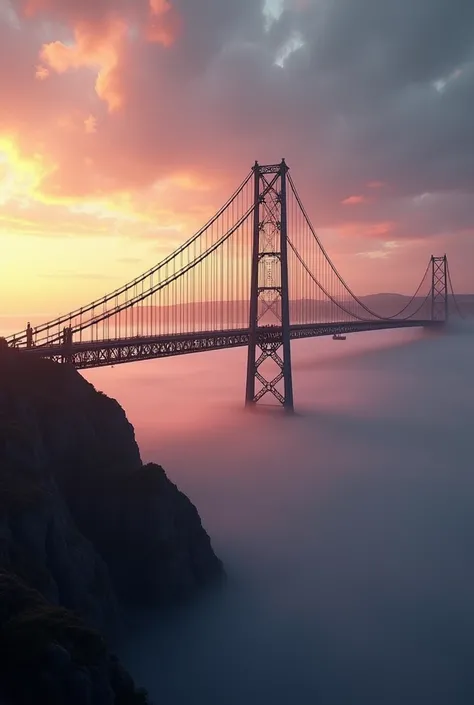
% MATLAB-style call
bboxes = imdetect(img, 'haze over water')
[83,325,474,705]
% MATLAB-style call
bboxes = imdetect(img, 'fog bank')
[85,324,474,705]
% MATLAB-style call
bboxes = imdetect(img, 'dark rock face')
[68,462,223,604]
[0,571,149,705]
[0,481,118,635]
[0,349,222,615]
[0,348,224,703]
[0,355,119,635]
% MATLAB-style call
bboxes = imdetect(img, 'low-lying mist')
[85,322,474,705]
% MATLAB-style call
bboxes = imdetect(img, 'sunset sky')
[1,0,473,322]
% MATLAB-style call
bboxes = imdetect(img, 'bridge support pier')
[245,160,294,412]
[431,255,448,322]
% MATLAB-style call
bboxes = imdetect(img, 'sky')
[1,0,473,318]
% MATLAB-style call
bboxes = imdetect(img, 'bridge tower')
[245,160,294,412]
[431,255,448,322]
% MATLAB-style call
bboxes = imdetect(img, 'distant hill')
[359,293,473,318]
[2,291,472,341]
[361,293,410,302]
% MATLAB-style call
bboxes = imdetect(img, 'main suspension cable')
[7,169,254,344]
[288,174,431,321]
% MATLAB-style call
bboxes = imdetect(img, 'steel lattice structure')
[246,161,293,410]
[431,255,448,322]
[5,160,459,411]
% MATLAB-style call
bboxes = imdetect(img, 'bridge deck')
[18,319,441,370]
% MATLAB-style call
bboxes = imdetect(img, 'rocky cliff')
[0,571,148,705]
[0,347,224,703]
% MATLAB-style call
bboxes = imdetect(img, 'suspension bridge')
[5,160,465,411]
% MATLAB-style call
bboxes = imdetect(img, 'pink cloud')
[147,0,182,45]
[84,115,98,133]
[39,18,128,111]
[341,195,368,205]
[0,0,471,300]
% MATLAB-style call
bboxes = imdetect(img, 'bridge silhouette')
[7,160,464,412]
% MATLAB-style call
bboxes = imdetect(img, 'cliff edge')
[0,347,224,703]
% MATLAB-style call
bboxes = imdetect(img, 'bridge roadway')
[19,319,441,370]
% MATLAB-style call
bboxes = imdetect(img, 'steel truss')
[18,320,440,370]
[245,160,294,411]
[431,255,448,321]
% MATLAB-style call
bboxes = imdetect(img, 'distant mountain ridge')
[361,293,412,301]
[2,292,471,340]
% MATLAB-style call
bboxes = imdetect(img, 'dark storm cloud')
[155,0,474,241]
[3,0,474,244]
[270,1,473,203]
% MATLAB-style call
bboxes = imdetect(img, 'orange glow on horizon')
[0,136,57,204]
[0,0,437,326]
[0,137,227,319]
[0,132,417,320]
